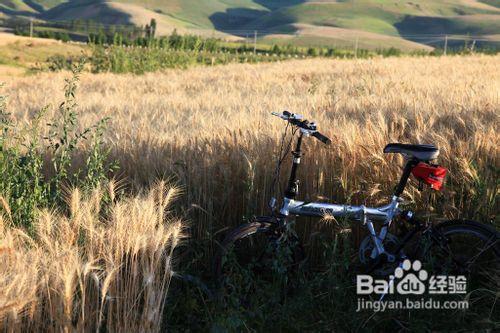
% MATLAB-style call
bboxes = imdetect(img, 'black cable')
[276,128,296,200]
[268,122,297,212]
[269,122,289,203]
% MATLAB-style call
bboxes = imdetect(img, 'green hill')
[1,0,499,50]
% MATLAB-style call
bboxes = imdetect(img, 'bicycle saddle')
[383,143,439,161]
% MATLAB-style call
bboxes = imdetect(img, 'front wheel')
[213,217,304,305]
[214,220,273,285]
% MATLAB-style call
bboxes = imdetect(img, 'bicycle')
[214,111,499,299]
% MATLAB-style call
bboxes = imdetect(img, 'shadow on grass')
[208,6,298,36]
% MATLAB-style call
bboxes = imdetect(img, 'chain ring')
[359,232,402,276]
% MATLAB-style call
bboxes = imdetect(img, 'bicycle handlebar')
[272,111,331,145]
[312,131,331,145]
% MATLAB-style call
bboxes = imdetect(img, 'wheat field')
[4,55,498,225]
[1,55,499,329]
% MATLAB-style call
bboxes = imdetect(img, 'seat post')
[394,159,419,197]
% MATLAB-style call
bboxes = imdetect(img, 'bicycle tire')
[213,217,305,302]
[426,219,499,289]
[213,220,274,284]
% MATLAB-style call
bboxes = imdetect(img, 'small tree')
[113,32,123,46]
[307,47,318,57]
[145,19,157,39]
[150,18,157,38]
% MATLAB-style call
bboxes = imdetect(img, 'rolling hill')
[1,0,499,50]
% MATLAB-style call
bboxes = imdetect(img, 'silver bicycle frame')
[279,195,402,259]
[270,111,412,261]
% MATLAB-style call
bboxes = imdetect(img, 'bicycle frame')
[276,131,419,260]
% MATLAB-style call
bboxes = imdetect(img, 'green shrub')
[45,54,84,72]
[0,62,115,227]
[307,47,319,56]
[271,44,282,55]
[376,47,402,57]
[54,31,70,42]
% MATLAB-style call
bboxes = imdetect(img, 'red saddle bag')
[411,162,447,191]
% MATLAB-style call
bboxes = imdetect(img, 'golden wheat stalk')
[0,184,184,332]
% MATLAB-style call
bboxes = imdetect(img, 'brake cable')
[268,122,297,212]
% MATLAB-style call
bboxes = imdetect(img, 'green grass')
[261,35,420,51]
[41,1,135,24]
[479,0,500,8]
[396,14,500,36]
[241,1,499,34]
[0,38,85,70]
[0,0,38,12]
[332,16,399,35]
[167,228,500,331]
[1,0,499,50]
[169,0,267,29]
[29,0,65,10]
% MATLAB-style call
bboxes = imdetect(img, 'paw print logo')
[394,259,428,295]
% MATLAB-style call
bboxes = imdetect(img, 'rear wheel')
[425,220,499,291]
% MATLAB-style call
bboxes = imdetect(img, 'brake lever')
[271,111,285,119]
[271,111,303,121]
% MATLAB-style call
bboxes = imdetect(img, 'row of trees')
[89,29,220,52]
[14,27,71,42]
[87,21,355,58]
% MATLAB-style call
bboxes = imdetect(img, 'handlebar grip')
[312,132,331,145]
